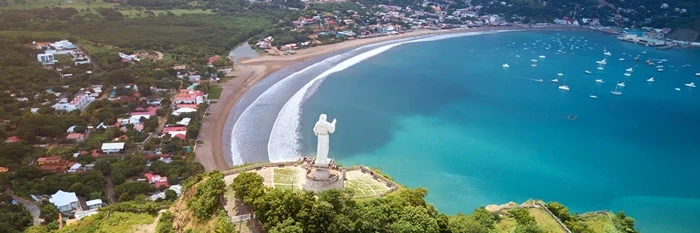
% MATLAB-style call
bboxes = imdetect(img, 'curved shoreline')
[197,25,587,171]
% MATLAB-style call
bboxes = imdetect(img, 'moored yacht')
[551,78,559,83]
[685,82,696,88]
[617,82,626,87]
[647,77,655,82]
[557,73,564,77]
[624,73,632,77]
[585,70,592,74]
[611,85,622,96]
[539,55,546,59]
[502,63,510,68]
[559,85,570,91]
[626,67,633,72]
[595,79,605,84]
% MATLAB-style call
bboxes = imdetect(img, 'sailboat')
[617,82,626,87]
[595,79,605,84]
[624,73,632,77]
[596,58,607,65]
[647,77,655,82]
[626,67,634,72]
[502,63,510,68]
[585,70,592,74]
[604,50,612,56]
[551,78,559,83]
[589,89,598,99]
[559,79,570,91]
[685,82,696,88]
[611,85,622,96]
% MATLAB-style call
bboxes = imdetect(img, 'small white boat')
[559,85,570,91]
[619,58,625,61]
[515,55,521,57]
[695,72,700,76]
[647,77,655,82]
[611,85,622,96]
[534,79,544,82]
[595,79,605,84]
[604,51,612,56]
[531,59,538,62]
[596,58,607,65]
[531,64,537,67]
[624,73,632,77]
[617,82,626,87]
[539,55,546,59]
[656,65,664,69]
[551,78,559,83]
[641,51,647,54]
[589,94,598,99]
[557,73,564,77]
[626,67,633,72]
[502,63,510,68]
[685,82,696,88]
[658,69,664,72]
[597,67,604,70]
[585,70,592,74]
[675,88,681,91]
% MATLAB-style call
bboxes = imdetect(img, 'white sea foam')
[262,30,510,163]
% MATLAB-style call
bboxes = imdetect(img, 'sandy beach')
[195,25,569,171]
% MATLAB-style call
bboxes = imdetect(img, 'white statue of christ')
[313,114,336,166]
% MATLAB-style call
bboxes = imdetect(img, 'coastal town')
[0,0,694,231]
[252,1,700,55]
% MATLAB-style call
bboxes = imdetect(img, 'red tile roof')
[4,136,20,143]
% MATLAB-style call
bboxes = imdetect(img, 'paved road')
[9,193,41,225]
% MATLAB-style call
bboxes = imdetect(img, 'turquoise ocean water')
[297,31,700,232]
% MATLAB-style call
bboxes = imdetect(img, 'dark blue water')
[298,31,700,232]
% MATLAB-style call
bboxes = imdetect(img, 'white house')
[50,40,77,50]
[68,163,82,173]
[49,190,79,213]
[52,94,95,112]
[101,142,125,154]
[37,53,56,65]
[85,199,103,210]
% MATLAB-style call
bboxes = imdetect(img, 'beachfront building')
[52,94,95,112]
[174,90,207,105]
[101,142,125,154]
[49,190,79,213]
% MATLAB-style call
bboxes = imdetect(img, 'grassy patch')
[56,54,73,65]
[0,30,72,38]
[345,177,389,198]
[494,216,518,233]
[120,9,214,18]
[2,0,117,10]
[273,168,297,185]
[208,85,223,99]
[58,211,154,233]
[580,213,617,233]
[528,208,566,233]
